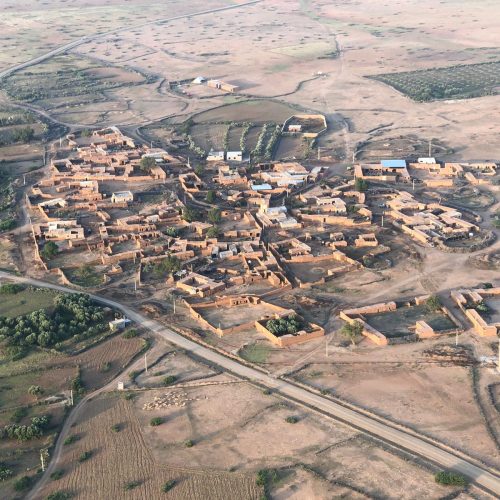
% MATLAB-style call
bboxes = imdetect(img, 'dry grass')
[41,394,262,500]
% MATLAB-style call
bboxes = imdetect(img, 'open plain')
[0,0,499,499]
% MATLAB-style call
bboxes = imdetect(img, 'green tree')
[41,241,59,260]
[150,417,163,426]
[139,156,156,172]
[207,208,222,224]
[340,321,363,346]
[182,206,198,223]
[164,227,179,237]
[206,190,216,204]
[354,178,368,192]
[206,226,219,239]
[28,385,43,400]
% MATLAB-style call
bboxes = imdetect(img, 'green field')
[368,61,500,102]
[239,343,270,364]
[0,288,58,318]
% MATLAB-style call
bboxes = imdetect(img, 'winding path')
[0,1,262,81]
[0,272,498,498]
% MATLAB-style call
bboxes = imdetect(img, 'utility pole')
[144,353,148,373]
[187,157,190,168]
[70,389,74,406]
[455,330,459,346]
[134,279,137,292]
[412,178,415,191]
[23,174,26,186]
[381,212,384,227]
[497,338,500,373]
[428,139,432,158]
[317,147,321,161]
[173,298,176,314]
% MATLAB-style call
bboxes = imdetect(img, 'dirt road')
[0,1,262,81]
[1,271,498,498]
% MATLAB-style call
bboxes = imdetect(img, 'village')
[22,124,500,352]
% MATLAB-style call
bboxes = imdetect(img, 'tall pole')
[428,139,432,158]
[381,213,384,228]
[70,389,74,406]
[40,450,46,472]
[498,338,500,373]
[412,178,415,191]
[173,298,176,314]
[144,353,148,373]
[317,147,321,161]
[23,174,26,186]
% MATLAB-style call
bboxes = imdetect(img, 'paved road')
[0,1,262,80]
[1,272,500,496]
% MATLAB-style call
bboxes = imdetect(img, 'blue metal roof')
[381,159,406,168]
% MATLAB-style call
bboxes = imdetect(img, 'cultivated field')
[368,61,500,102]
[40,393,263,500]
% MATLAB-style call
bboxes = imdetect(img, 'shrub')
[184,439,194,448]
[14,475,33,491]
[206,190,216,204]
[162,480,176,492]
[262,389,272,395]
[434,470,468,487]
[50,470,64,480]
[63,435,79,445]
[285,416,299,424]
[46,492,71,500]
[426,295,442,312]
[100,361,111,373]
[207,208,221,224]
[0,462,13,481]
[10,406,28,423]
[111,424,121,433]
[162,375,177,386]
[256,468,278,487]
[124,480,141,490]
[78,451,92,462]
[0,283,23,294]
[41,241,59,260]
[355,178,368,192]
[206,226,219,239]
[129,370,141,381]
[150,417,163,427]
[340,321,363,346]
[123,392,135,401]
[0,218,16,231]
[123,328,139,339]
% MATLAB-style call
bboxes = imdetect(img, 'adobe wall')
[465,309,497,336]
[255,320,325,347]
[299,213,370,227]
